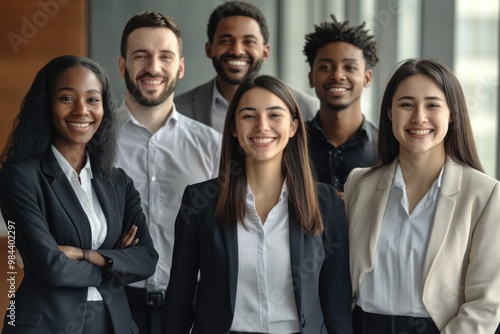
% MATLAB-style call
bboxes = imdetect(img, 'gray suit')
[174,79,319,130]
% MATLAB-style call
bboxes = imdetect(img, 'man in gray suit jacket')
[174,1,319,132]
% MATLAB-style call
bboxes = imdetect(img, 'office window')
[455,0,499,177]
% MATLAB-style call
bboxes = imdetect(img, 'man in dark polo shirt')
[303,15,379,198]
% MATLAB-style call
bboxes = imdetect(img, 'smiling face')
[309,41,371,113]
[206,15,269,85]
[233,87,298,168]
[389,74,451,161]
[119,27,184,107]
[51,66,103,156]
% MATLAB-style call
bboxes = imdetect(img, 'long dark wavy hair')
[377,58,483,171]
[215,75,323,235]
[0,55,118,176]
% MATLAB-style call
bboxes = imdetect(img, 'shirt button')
[151,176,157,182]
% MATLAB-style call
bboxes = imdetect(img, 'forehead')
[238,87,287,108]
[215,15,264,40]
[126,27,180,54]
[314,41,365,63]
[394,74,444,97]
[53,66,101,91]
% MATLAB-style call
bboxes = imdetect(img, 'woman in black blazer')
[0,55,158,333]
[165,75,352,333]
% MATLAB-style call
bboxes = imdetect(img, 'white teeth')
[253,138,274,144]
[142,79,162,85]
[328,87,347,92]
[67,122,90,128]
[227,60,247,67]
[409,129,431,135]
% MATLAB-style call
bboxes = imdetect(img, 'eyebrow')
[217,33,259,40]
[56,87,102,94]
[131,49,176,55]
[238,105,287,113]
[397,96,444,101]
[317,58,359,63]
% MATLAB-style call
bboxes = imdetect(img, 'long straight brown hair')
[378,59,483,171]
[215,75,323,235]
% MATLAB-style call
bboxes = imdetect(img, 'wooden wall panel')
[0,0,88,329]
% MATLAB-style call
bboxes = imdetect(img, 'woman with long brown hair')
[165,75,352,334]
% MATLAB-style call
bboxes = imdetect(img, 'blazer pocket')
[4,311,42,327]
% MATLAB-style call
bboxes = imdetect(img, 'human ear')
[118,56,126,78]
[364,69,372,88]
[205,42,212,58]
[289,119,299,138]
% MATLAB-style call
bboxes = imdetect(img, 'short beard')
[325,101,351,112]
[211,57,263,85]
[124,68,178,107]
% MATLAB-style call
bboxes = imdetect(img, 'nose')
[72,99,89,116]
[255,115,269,132]
[230,40,245,56]
[411,106,427,123]
[146,56,161,75]
[330,68,346,81]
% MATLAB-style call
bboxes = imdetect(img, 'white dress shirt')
[116,102,221,291]
[231,183,300,333]
[210,80,229,133]
[51,145,107,301]
[358,163,444,317]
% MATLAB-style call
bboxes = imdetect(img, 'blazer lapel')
[364,161,397,273]
[92,175,120,249]
[422,158,461,284]
[289,215,303,310]
[223,224,238,313]
[41,150,91,248]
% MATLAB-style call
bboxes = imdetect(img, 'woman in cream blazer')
[345,59,500,334]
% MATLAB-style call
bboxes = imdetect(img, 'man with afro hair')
[304,15,379,199]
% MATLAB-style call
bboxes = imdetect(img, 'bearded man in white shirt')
[115,11,221,334]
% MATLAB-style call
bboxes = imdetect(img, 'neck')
[246,160,284,197]
[399,149,446,186]
[215,76,239,103]
[125,93,173,133]
[55,144,86,174]
[318,105,363,147]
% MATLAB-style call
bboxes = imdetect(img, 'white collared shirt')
[358,163,444,317]
[210,80,229,133]
[51,145,107,301]
[116,102,221,291]
[231,183,300,333]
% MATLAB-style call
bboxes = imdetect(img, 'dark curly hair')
[0,55,118,177]
[303,15,379,70]
[207,1,269,44]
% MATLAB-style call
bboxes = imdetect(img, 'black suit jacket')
[0,150,158,333]
[165,179,353,333]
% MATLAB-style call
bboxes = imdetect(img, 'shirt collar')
[309,113,374,145]
[117,100,180,130]
[393,162,444,201]
[245,180,288,204]
[211,79,229,109]
[51,144,92,179]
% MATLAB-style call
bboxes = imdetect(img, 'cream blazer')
[345,157,500,333]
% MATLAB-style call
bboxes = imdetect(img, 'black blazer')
[165,179,353,334]
[0,150,158,333]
